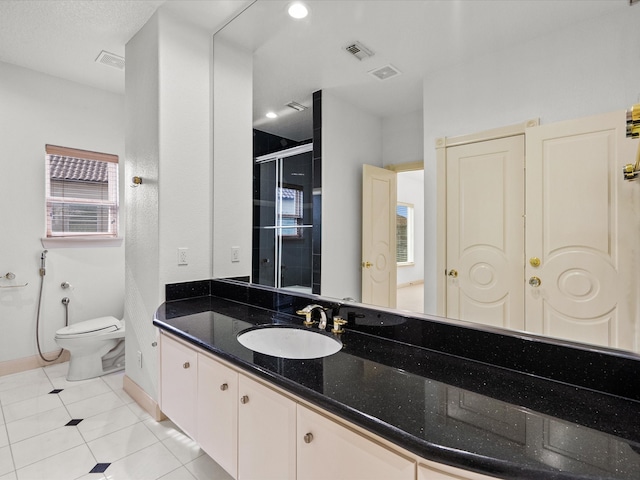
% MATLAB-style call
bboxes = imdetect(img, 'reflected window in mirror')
[396,203,414,265]
[279,184,304,238]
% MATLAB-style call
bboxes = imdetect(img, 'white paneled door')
[446,135,525,330]
[525,111,636,349]
[445,111,638,350]
[362,164,397,308]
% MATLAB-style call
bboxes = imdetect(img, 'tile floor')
[0,363,233,480]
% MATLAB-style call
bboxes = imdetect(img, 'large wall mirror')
[213,0,640,354]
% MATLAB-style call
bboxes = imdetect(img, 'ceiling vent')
[286,101,308,112]
[344,41,375,61]
[369,64,402,81]
[95,50,125,71]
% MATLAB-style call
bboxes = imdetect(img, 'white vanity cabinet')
[197,352,239,479]
[159,332,198,438]
[237,374,297,480]
[159,331,500,480]
[297,404,415,480]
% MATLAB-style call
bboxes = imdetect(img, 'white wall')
[382,110,423,167]
[125,9,212,399]
[423,7,640,313]
[212,38,253,279]
[0,61,124,363]
[397,170,424,287]
[322,91,382,301]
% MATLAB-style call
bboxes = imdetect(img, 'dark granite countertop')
[153,280,640,480]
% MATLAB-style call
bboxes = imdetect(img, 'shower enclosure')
[253,144,314,293]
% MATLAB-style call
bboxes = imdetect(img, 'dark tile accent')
[65,419,83,426]
[165,280,211,301]
[89,463,110,474]
[48,389,63,394]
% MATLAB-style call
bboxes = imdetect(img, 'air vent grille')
[286,101,308,112]
[95,50,125,71]
[369,64,401,81]
[344,41,374,61]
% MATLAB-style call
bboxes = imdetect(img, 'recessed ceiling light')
[266,112,278,119]
[288,2,308,19]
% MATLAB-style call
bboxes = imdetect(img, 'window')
[45,144,119,238]
[396,203,414,264]
[278,184,304,238]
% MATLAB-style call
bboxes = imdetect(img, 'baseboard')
[123,374,165,422]
[0,350,70,377]
[397,280,424,289]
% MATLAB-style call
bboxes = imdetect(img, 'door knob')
[362,261,373,268]
[529,276,542,287]
[448,269,458,278]
[529,257,541,267]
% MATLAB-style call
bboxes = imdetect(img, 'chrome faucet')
[296,304,328,329]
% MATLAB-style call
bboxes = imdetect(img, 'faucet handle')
[296,309,317,327]
[331,316,347,334]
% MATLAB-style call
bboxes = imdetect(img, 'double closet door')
[445,111,637,350]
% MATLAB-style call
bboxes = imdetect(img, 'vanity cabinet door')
[197,353,238,479]
[159,333,198,438]
[237,374,296,480]
[297,405,415,480]
[418,461,499,480]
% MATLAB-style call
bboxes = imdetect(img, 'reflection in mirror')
[213,0,640,353]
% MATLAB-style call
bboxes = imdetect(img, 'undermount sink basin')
[237,325,342,359]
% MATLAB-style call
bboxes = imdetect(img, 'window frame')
[44,144,119,239]
[396,202,415,266]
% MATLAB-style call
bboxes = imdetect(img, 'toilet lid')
[56,316,122,337]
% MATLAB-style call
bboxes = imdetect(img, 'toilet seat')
[56,316,122,339]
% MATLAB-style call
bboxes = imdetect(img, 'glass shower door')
[253,145,313,292]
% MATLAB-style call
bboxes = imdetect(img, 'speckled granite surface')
[155,279,640,479]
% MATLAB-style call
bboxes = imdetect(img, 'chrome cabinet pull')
[183,362,190,369]
[220,383,229,391]
[240,395,249,404]
[303,433,314,444]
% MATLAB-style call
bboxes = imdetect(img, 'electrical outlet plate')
[178,247,188,265]
[137,351,142,368]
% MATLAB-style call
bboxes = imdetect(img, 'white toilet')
[54,316,125,381]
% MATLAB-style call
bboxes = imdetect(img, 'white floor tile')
[184,454,233,480]
[0,369,48,394]
[11,425,85,469]
[111,388,135,405]
[0,446,14,477]
[6,406,71,444]
[77,405,140,443]
[161,433,203,465]
[66,391,125,419]
[75,474,106,480]
[101,371,125,392]
[42,362,69,380]
[0,471,17,480]
[157,467,196,480]
[88,423,158,463]
[143,419,184,442]
[15,444,96,480]
[0,428,7,448]
[125,401,152,421]
[2,393,63,423]
[57,379,112,405]
[0,406,5,425]
[100,442,181,480]
[0,380,53,407]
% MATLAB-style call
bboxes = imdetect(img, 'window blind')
[45,145,119,237]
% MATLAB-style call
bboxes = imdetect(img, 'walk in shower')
[253,144,314,293]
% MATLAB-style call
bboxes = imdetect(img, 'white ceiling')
[0,0,632,140]
[0,0,252,94]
